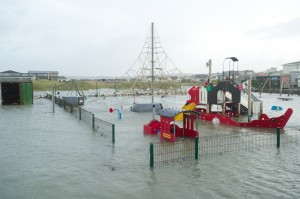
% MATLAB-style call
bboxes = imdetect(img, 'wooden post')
[206,103,210,113]
[279,77,284,96]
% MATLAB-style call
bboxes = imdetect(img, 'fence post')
[71,105,73,113]
[92,114,95,129]
[277,127,280,147]
[79,108,81,120]
[195,136,199,160]
[112,124,115,143]
[150,143,154,168]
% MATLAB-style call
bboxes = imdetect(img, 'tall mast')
[207,59,212,83]
[151,22,155,119]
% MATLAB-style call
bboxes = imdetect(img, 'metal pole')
[150,143,154,168]
[173,121,176,139]
[237,61,239,81]
[79,107,81,120]
[232,61,235,80]
[195,136,199,160]
[92,114,95,129]
[277,127,280,147]
[222,59,226,80]
[248,76,252,122]
[223,91,226,114]
[54,84,56,100]
[52,85,55,113]
[228,60,231,80]
[151,22,155,120]
[207,59,212,83]
[112,124,115,143]
[182,113,185,137]
[96,81,98,97]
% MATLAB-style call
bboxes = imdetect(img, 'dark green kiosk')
[0,77,33,105]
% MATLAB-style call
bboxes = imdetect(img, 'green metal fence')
[80,108,94,127]
[150,130,300,168]
[70,106,80,119]
[94,117,115,141]
[46,94,115,143]
[199,130,299,157]
[198,132,275,156]
[150,138,197,167]
[280,130,300,146]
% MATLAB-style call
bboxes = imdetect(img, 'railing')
[150,129,300,168]
[198,132,275,156]
[46,94,115,143]
[150,138,196,167]
[80,108,94,127]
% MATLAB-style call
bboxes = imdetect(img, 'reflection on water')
[0,92,300,198]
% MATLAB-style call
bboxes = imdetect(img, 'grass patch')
[33,79,196,92]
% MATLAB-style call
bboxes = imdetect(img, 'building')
[0,70,59,80]
[282,61,300,74]
[221,70,255,81]
[191,74,208,82]
[28,71,59,80]
[289,70,300,87]
[0,75,33,105]
[254,75,280,90]
[0,70,31,77]
[266,67,278,74]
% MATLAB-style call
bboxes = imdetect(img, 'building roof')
[283,61,300,65]
[1,70,20,73]
[28,71,58,73]
[0,77,32,83]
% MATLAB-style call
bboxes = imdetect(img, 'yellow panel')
[175,102,196,121]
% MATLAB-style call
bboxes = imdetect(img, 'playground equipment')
[62,80,86,106]
[144,109,200,142]
[143,57,293,142]
[181,58,293,128]
[174,86,199,120]
[177,82,292,128]
[271,106,283,111]
[109,108,122,120]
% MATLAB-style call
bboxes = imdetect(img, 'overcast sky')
[1,0,300,76]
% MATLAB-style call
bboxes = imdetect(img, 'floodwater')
[0,91,300,198]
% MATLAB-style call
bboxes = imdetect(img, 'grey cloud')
[246,17,300,39]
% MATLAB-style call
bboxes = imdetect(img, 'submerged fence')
[150,129,300,167]
[46,94,115,143]
[150,138,197,167]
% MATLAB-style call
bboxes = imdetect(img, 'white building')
[266,67,277,74]
[282,61,300,74]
